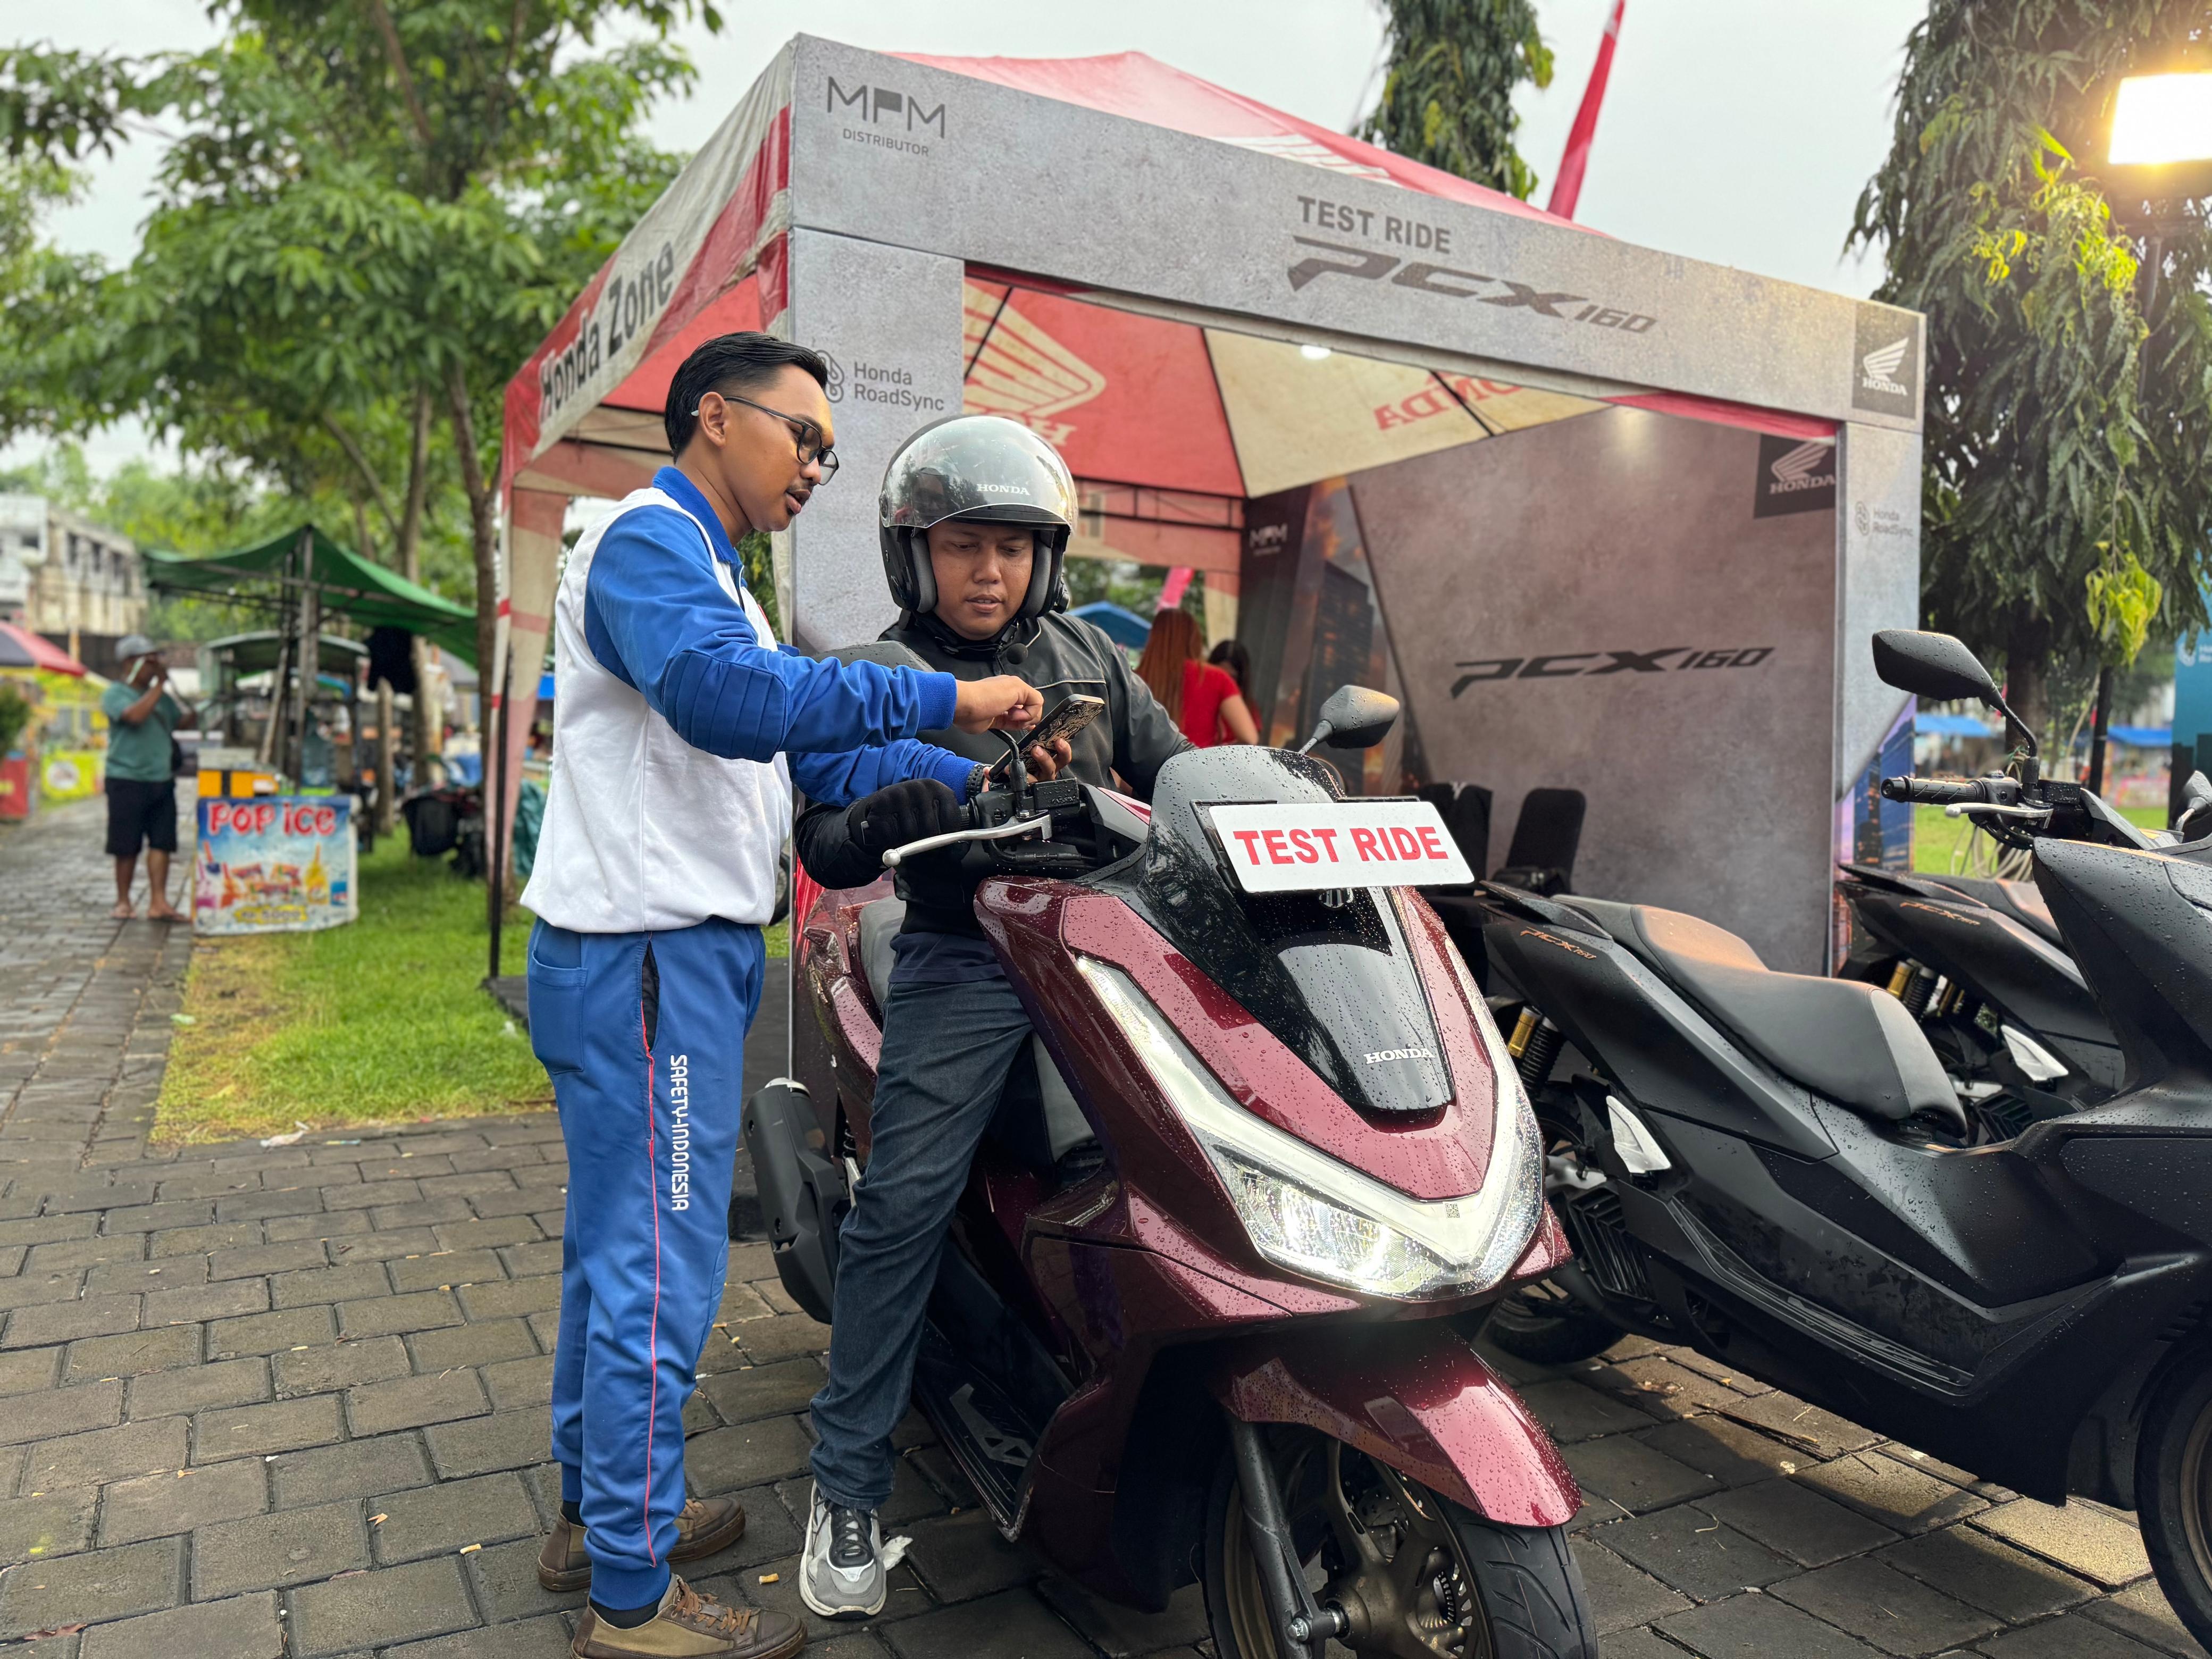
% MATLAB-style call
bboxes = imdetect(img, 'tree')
[1848,2,2212,740]
[1358,0,1554,199]
[3,4,702,765]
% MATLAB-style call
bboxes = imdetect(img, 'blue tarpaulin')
[1070,601,1153,650]
[2109,725,2172,748]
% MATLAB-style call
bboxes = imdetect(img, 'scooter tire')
[2134,1347,2212,1652]
[1474,1285,1623,1367]
[1203,1438,1596,1659]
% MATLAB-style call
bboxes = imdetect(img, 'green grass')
[157,835,547,1143]
[1913,801,2166,874]
[160,833,795,1144]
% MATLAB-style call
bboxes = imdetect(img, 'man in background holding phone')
[101,635,194,921]
[789,414,1188,1621]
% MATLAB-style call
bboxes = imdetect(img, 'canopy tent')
[199,632,372,681]
[500,45,1835,576]
[145,526,477,663]
[1069,602,1154,651]
[499,35,1926,978]
[2111,726,2173,748]
[0,623,85,675]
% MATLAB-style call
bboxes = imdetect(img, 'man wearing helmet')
[791,415,1189,1620]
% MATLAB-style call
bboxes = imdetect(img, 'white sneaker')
[801,1486,888,1620]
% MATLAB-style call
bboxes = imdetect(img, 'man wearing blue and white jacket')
[520,333,1040,1659]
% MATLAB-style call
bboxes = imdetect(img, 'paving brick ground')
[4,801,2211,1657]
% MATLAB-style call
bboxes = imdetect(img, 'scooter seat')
[1565,899,1956,1122]
[857,898,905,1012]
[850,898,1096,1163]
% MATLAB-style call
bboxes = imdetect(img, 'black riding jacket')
[793,609,1190,937]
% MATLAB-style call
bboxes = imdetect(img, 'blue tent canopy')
[1070,601,1153,650]
[1915,712,1993,738]
[2109,725,2172,748]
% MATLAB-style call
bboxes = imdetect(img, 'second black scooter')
[1467,627,2212,1650]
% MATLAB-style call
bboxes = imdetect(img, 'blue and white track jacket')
[522,467,974,933]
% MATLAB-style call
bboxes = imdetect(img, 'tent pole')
[298,556,321,786]
[487,653,508,984]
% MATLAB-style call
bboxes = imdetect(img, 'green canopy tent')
[143,526,476,662]
[146,526,476,791]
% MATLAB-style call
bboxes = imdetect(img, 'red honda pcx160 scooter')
[743,675,1596,1659]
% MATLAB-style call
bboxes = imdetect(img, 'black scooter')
[1468,627,2212,1649]
[1832,774,2212,1134]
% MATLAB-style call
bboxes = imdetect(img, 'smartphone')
[986,693,1107,786]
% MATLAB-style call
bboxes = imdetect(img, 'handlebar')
[1879,776,2018,807]
[881,812,1051,869]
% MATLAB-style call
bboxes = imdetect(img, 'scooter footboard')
[1208,1321,1579,1528]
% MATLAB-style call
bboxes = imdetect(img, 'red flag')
[1546,0,1627,222]
[1157,567,1194,611]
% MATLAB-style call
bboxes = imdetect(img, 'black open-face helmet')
[878,414,1077,618]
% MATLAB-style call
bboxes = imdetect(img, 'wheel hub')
[1319,1445,1488,1659]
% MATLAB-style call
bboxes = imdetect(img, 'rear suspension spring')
[1509,1008,1564,1090]
[1889,962,1936,1019]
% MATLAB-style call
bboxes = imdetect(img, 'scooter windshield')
[1097,747,1455,1118]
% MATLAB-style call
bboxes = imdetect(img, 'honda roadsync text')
[745,668,1603,1659]
[1464,628,2212,1650]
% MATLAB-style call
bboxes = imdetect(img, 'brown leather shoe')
[572,1576,806,1658]
[539,1498,751,1591]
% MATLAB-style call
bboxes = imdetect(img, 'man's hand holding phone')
[952,676,1043,734]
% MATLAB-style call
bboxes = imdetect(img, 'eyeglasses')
[695,393,840,480]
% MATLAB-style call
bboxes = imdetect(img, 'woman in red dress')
[1137,608,1258,749]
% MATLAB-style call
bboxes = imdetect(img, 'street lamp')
[2104,70,2212,259]
[2086,70,2212,798]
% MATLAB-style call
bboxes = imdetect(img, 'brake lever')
[1943,803,2054,823]
[882,814,1052,869]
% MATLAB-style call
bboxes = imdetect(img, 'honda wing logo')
[1851,304,1922,416]
[1771,441,1831,483]
[1861,338,1909,393]
[961,280,1107,444]
[1754,434,1836,518]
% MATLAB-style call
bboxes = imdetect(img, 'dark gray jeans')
[807,970,1036,1511]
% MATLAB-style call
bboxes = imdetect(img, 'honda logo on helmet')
[977,482,1030,495]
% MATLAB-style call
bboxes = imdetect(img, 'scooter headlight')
[1076,956,1543,1301]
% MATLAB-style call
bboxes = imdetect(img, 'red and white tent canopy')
[501,46,1828,521]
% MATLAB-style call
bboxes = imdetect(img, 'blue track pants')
[528,917,764,1610]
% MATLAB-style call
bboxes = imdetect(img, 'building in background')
[0,495,147,675]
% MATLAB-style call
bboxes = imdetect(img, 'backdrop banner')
[1348,405,1841,972]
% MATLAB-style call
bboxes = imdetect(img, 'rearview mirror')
[1301,684,1400,753]
[1870,630,2001,705]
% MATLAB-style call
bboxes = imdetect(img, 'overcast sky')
[13,0,1928,474]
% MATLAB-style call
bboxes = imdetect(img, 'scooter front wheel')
[2134,1348,2212,1651]
[1203,1432,1596,1659]
[1476,1275,1623,1367]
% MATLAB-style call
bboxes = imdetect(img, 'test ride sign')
[1208,801,1472,893]
[194,797,357,935]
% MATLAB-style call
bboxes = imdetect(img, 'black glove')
[845,779,966,858]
